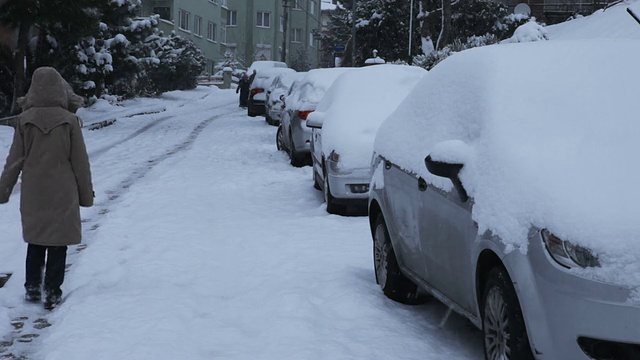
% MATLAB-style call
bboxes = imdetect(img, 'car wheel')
[372,213,424,304]
[323,171,342,214]
[276,126,286,152]
[482,267,534,360]
[289,133,302,167]
[313,170,322,190]
[248,101,257,117]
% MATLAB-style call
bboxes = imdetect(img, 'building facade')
[140,0,322,73]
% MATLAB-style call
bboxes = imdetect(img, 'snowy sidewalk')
[1,87,482,360]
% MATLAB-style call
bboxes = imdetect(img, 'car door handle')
[418,178,428,191]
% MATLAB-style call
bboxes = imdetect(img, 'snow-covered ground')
[0,88,482,359]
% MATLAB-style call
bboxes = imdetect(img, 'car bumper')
[510,233,640,359]
[268,108,283,122]
[249,100,265,114]
[292,122,311,154]
[326,164,370,202]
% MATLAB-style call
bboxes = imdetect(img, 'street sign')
[335,44,346,52]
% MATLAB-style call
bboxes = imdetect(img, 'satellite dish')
[514,3,531,16]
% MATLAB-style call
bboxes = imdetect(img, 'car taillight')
[298,110,313,120]
[251,88,264,96]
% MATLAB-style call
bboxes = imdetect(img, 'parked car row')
[246,31,640,360]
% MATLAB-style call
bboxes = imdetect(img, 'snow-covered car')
[276,68,351,167]
[265,72,305,126]
[306,65,427,214]
[369,40,640,359]
[247,60,288,74]
[247,67,295,118]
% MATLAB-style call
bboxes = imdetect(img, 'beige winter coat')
[0,67,93,246]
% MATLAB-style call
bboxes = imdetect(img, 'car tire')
[247,101,257,117]
[372,213,424,304]
[265,113,274,126]
[276,126,286,152]
[482,267,534,360]
[289,133,303,167]
[323,171,343,214]
[313,170,322,190]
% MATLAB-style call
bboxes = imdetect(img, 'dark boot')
[43,246,67,310]
[44,290,61,310]
[25,285,41,302]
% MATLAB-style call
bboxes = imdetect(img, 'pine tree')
[320,0,421,66]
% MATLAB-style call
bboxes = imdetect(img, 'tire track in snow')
[0,102,241,360]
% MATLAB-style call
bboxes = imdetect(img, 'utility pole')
[281,0,290,63]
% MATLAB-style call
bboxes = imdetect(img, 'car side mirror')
[425,155,468,202]
[279,94,285,101]
[306,116,323,129]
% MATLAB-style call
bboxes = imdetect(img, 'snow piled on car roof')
[310,65,427,170]
[374,38,640,299]
[285,68,352,111]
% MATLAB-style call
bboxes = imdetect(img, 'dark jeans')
[25,244,67,297]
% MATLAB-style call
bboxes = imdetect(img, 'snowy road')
[0,87,483,359]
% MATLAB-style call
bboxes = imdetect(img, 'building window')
[310,1,316,15]
[220,26,227,43]
[209,0,217,4]
[279,16,284,32]
[194,16,202,36]
[220,0,228,7]
[291,28,302,43]
[227,10,237,26]
[309,32,315,47]
[178,9,190,31]
[208,21,216,41]
[153,7,171,21]
[257,11,270,28]
[293,0,302,10]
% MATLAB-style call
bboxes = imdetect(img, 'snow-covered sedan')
[276,68,351,167]
[306,65,426,214]
[247,67,294,118]
[369,40,640,360]
[265,71,305,126]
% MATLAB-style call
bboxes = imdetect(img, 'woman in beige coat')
[0,67,93,310]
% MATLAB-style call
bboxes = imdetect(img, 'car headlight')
[328,150,340,163]
[542,229,600,268]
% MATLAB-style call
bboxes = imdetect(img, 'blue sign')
[335,44,346,52]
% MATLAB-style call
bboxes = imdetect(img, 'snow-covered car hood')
[309,65,427,170]
[374,39,640,300]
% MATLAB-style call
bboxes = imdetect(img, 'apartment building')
[140,0,322,73]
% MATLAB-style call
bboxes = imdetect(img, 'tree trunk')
[436,0,451,50]
[10,21,30,115]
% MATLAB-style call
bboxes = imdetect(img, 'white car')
[306,65,427,214]
[276,68,351,167]
[247,67,295,118]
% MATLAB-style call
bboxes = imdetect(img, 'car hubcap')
[323,174,330,203]
[484,287,511,360]
[374,224,389,286]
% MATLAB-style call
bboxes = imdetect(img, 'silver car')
[276,68,351,167]
[369,39,640,359]
[265,72,304,126]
